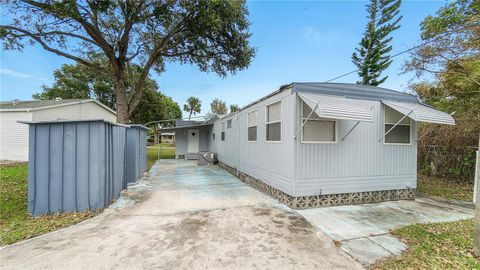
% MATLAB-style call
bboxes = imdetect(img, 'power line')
[323,40,434,83]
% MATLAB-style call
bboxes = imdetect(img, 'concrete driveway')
[298,195,474,266]
[0,160,361,270]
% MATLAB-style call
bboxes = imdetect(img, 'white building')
[0,99,116,161]
[169,83,455,209]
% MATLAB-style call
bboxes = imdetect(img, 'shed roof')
[0,99,117,115]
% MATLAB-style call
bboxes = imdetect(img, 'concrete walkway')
[0,160,361,270]
[297,196,474,266]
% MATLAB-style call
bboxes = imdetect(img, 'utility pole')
[474,133,480,256]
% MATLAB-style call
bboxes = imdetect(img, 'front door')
[187,129,199,153]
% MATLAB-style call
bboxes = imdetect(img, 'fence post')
[474,133,480,257]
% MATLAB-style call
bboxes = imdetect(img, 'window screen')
[301,101,336,143]
[212,133,215,140]
[248,110,258,142]
[302,120,336,142]
[227,120,232,129]
[266,122,281,141]
[267,102,281,122]
[221,132,225,141]
[384,106,411,144]
[248,110,258,126]
[266,102,281,141]
[248,126,257,141]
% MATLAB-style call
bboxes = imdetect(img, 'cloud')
[0,68,49,81]
[302,27,340,45]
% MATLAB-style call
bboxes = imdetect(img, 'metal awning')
[160,123,213,131]
[382,100,455,125]
[298,93,374,122]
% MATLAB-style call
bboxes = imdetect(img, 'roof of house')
[0,99,116,114]
[220,82,419,119]
[292,83,419,103]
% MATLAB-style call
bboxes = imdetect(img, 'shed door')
[187,129,199,153]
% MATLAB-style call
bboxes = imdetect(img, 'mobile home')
[169,83,454,208]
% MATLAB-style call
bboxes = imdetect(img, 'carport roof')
[161,122,213,131]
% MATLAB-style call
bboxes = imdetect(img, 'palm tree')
[183,97,201,120]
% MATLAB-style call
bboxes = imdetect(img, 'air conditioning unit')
[198,152,218,166]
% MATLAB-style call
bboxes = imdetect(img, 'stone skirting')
[217,162,415,209]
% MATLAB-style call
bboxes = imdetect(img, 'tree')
[183,97,201,120]
[352,0,402,86]
[34,61,182,125]
[230,104,240,113]
[210,98,227,115]
[404,0,480,86]
[1,1,255,123]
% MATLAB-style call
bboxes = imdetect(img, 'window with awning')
[381,100,455,125]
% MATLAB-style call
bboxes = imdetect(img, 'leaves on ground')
[372,219,480,270]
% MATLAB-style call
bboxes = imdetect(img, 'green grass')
[417,174,473,202]
[373,219,479,269]
[147,145,175,171]
[0,163,98,245]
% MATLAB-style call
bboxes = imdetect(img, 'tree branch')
[3,26,106,73]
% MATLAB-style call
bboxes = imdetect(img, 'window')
[221,122,226,141]
[301,101,337,143]
[227,120,232,129]
[212,133,215,140]
[247,110,258,142]
[266,101,281,141]
[384,106,411,144]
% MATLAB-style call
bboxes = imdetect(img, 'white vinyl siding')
[301,101,337,143]
[384,106,411,144]
[33,102,116,122]
[266,101,281,142]
[247,110,258,142]
[0,111,32,161]
[0,100,116,161]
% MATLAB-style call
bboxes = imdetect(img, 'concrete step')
[185,153,198,160]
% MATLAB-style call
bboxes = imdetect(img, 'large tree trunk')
[114,75,129,124]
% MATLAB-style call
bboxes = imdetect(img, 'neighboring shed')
[0,99,117,161]
[171,83,455,209]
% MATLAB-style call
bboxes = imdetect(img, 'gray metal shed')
[125,125,148,183]
[23,119,147,216]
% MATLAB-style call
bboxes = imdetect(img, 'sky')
[0,0,446,118]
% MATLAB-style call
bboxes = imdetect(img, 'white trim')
[383,105,412,145]
[265,101,282,142]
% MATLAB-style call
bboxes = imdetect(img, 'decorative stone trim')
[218,162,415,209]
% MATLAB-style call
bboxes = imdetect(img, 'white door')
[187,129,199,153]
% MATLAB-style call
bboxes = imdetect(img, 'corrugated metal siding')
[27,120,146,216]
[294,99,417,196]
[0,111,32,161]
[125,126,148,183]
[208,90,296,195]
[174,126,210,156]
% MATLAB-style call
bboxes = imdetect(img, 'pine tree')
[352,0,402,86]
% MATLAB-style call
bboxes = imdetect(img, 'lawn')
[372,219,479,269]
[147,145,175,170]
[417,174,474,202]
[0,163,97,245]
